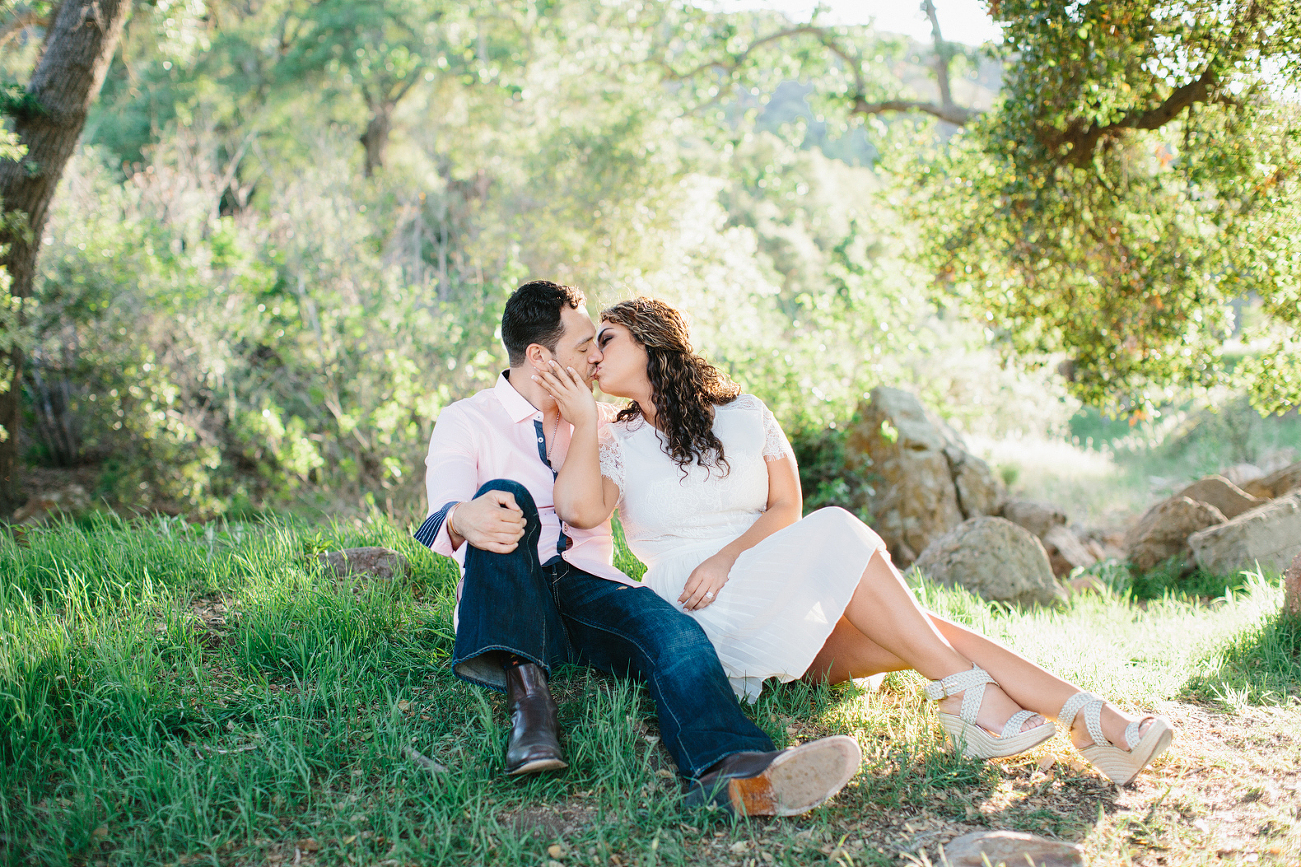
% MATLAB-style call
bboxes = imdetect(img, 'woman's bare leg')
[930,614,1153,750]
[802,617,907,684]
[807,550,1155,749]
[832,551,1045,734]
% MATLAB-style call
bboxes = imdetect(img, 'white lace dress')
[598,395,887,701]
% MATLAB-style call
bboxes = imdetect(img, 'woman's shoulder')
[607,413,649,437]
[719,394,768,414]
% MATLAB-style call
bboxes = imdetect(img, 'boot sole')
[726,736,862,817]
[505,756,569,776]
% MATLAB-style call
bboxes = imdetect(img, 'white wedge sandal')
[925,664,1057,759]
[1058,692,1173,785]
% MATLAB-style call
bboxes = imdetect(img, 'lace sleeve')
[598,426,625,492]
[756,399,796,463]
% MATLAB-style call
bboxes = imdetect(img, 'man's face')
[545,305,599,386]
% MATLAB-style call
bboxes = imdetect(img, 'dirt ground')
[832,700,1301,867]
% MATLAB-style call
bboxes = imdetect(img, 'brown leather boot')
[682,736,861,816]
[503,662,567,776]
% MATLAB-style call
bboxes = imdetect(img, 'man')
[415,280,860,816]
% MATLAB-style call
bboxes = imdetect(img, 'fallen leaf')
[297,838,320,852]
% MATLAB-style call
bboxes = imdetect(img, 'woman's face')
[593,321,649,399]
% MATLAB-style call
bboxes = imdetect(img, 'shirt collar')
[494,371,543,424]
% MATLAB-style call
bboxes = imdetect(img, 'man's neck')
[506,366,560,420]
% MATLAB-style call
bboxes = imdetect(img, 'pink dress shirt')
[419,372,638,605]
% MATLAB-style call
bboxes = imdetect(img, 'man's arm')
[416,406,526,555]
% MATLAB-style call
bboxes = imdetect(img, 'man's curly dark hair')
[599,297,740,475]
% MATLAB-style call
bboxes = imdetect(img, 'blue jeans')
[450,479,775,778]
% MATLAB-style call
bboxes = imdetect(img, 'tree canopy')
[1,0,1297,514]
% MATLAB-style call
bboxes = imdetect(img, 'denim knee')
[474,479,538,520]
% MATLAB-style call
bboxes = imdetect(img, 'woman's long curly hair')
[599,298,740,474]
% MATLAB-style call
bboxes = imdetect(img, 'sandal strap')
[924,664,995,725]
[1123,718,1149,752]
[1059,691,1110,748]
[1000,709,1042,740]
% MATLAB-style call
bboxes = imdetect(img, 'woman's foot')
[1058,692,1173,785]
[927,665,1056,759]
[937,682,1049,736]
[1067,701,1154,751]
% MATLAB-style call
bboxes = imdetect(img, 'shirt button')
[538,437,544,442]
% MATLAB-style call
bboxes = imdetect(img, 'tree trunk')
[359,101,392,178]
[0,0,131,514]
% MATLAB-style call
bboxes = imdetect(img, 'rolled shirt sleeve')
[418,404,480,560]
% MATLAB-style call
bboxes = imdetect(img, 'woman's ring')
[704,591,715,600]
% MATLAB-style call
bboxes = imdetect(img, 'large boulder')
[910,516,1065,607]
[1124,496,1226,573]
[1222,462,1264,489]
[1188,492,1301,577]
[1000,500,1067,539]
[12,483,91,525]
[1242,462,1301,500]
[844,387,1004,566]
[948,445,1004,519]
[1175,475,1262,519]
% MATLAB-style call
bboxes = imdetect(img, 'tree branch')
[656,19,983,127]
[850,96,979,125]
[922,0,955,112]
[655,24,829,82]
[1053,66,1219,165]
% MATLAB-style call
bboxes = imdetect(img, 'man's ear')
[524,343,552,370]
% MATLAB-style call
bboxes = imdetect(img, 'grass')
[973,399,1301,527]
[0,515,1298,866]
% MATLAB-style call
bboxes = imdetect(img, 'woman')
[535,297,1172,785]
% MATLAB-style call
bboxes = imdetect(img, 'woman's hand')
[534,361,597,429]
[680,551,734,611]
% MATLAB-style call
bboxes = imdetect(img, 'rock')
[1042,525,1097,577]
[844,387,1005,566]
[1175,475,1262,520]
[910,516,1065,607]
[1082,537,1107,561]
[1188,492,1301,578]
[1000,500,1067,539]
[1285,553,1301,616]
[943,830,1084,867]
[12,484,91,525]
[1222,462,1264,488]
[948,446,1005,520]
[1089,530,1127,561]
[1124,496,1227,573]
[1068,572,1106,595]
[1242,461,1301,500]
[317,547,410,580]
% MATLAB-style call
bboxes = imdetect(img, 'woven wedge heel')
[1058,692,1173,786]
[925,664,1056,759]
